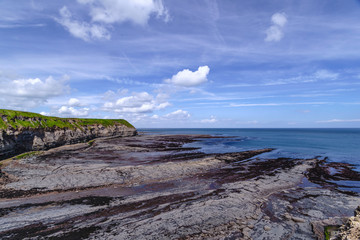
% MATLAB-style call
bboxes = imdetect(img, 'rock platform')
[0,134,359,239]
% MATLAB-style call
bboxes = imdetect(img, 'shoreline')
[0,134,359,239]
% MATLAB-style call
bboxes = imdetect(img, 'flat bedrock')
[0,134,359,240]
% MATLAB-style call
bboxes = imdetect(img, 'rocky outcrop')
[0,122,137,160]
[333,206,360,240]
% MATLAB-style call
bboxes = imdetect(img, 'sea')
[139,128,360,191]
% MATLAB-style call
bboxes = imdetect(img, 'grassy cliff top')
[0,109,135,130]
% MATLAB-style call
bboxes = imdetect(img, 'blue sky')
[1,0,360,128]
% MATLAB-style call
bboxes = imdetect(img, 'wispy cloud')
[56,6,110,41]
[0,23,45,29]
[317,119,360,123]
[230,102,329,107]
[314,69,338,80]
[223,69,340,88]
[57,0,169,41]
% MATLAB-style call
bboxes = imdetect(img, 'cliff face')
[0,110,137,160]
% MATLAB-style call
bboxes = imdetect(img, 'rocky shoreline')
[0,125,137,160]
[0,134,359,239]
[0,109,137,160]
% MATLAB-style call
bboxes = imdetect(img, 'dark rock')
[0,124,137,160]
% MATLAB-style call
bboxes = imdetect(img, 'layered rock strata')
[0,113,136,160]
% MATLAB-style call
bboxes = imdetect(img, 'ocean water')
[139,128,360,171]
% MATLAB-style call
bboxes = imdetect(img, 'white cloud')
[166,66,210,87]
[103,91,170,113]
[7,77,68,98]
[265,26,283,42]
[56,6,110,41]
[265,12,287,42]
[317,119,360,123]
[200,115,217,123]
[225,69,340,87]
[0,75,70,109]
[0,23,46,29]
[58,106,89,117]
[314,69,339,80]
[81,0,169,25]
[57,0,168,41]
[68,98,81,107]
[271,12,287,27]
[164,109,190,119]
[230,102,328,107]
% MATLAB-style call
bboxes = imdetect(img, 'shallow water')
[139,128,360,169]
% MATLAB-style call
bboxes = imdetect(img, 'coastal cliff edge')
[0,109,137,160]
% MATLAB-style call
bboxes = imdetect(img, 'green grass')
[0,151,42,167]
[13,151,42,160]
[88,139,96,146]
[324,225,340,240]
[0,109,135,130]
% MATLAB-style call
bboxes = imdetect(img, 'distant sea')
[139,128,360,192]
[139,128,360,172]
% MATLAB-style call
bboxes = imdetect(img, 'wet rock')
[248,224,255,229]
[242,227,251,238]
[264,225,271,231]
[0,135,359,240]
[283,213,292,220]
[215,148,274,163]
[287,204,294,210]
[292,216,306,223]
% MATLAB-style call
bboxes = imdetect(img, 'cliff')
[0,109,137,160]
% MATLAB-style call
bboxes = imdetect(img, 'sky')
[1,0,360,128]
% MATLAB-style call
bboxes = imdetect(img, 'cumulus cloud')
[58,106,89,117]
[164,109,190,119]
[55,97,90,117]
[56,6,110,41]
[57,0,168,41]
[200,115,217,123]
[0,75,70,109]
[68,98,82,107]
[166,66,210,87]
[265,12,287,42]
[81,0,169,25]
[103,91,170,113]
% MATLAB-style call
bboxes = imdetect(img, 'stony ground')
[0,134,359,239]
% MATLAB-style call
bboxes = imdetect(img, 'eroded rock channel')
[0,134,359,239]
